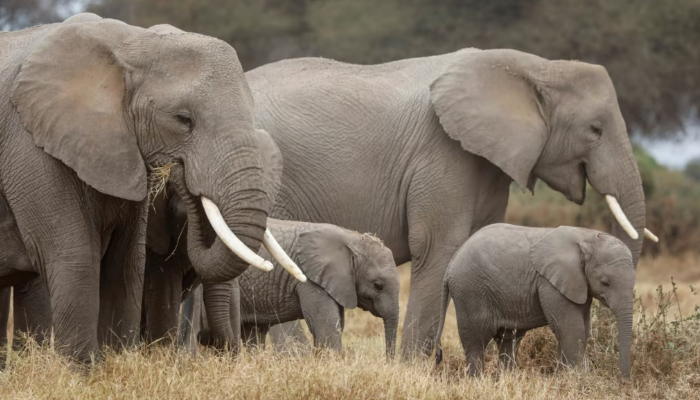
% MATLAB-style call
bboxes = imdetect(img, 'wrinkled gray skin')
[0,14,271,362]
[141,128,283,346]
[247,49,647,358]
[435,224,635,378]
[195,219,400,357]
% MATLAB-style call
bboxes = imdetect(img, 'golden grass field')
[1,255,699,399]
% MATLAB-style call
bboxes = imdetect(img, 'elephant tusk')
[263,229,307,282]
[644,228,659,243]
[605,195,639,240]
[200,197,273,272]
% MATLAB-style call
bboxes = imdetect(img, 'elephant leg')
[12,278,52,350]
[299,288,343,352]
[241,323,269,351]
[456,315,492,377]
[141,250,186,345]
[269,321,309,353]
[494,328,526,371]
[47,254,101,363]
[540,289,589,369]
[98,210,147,351]
[0,287,10,369]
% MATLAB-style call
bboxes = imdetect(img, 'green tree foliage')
[85,0,700,138]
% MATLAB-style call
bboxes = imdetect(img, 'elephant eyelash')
[176,114,194,131]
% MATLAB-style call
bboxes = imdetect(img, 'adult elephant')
[0,13,296,362]
[246,49,656,359]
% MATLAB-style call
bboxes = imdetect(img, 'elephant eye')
[601,276,611,286]
[590,124,603,137]
[176,113,194,131]
[374,281,384,291]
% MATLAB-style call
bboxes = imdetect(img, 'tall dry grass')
[1,260,699,399]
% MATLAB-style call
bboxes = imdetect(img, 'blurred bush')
[506,146,700,256]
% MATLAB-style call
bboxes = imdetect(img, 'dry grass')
[2,259,699,399]
[147,162,176,206]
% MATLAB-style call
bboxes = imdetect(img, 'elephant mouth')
[168,163,306,281]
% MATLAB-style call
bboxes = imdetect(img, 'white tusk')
[263,229,307,282]
[644,228,659,243]
[200,197,273,272]
[605,195,639,240]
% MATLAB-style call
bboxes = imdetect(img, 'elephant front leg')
[48,255,101,363]
[299,288,343,352]
[12,278,52,350]
[98,207,147,351]
[141,250,186,345]
[540,289,589,369]
[0,287,9,368]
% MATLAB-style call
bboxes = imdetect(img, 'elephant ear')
[430,49,549,192]
[255,129,283,209]
[11,18,147,201]
[296,226,357,309]
[531,226,589,304]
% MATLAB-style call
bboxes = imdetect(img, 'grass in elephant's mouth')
[1,261,699,399]
[147,162,176,206]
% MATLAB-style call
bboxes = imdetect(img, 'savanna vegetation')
[1,263,699,399]
[2,1,700,399]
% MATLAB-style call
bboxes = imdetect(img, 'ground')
[1,257,699,399]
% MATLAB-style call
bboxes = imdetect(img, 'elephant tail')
[435,276,451,366]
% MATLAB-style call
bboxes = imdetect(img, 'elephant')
[245,48,656,358]
[0,13,298,362]
[434,224,636,378]
[140,124,301,346]
[193,219,400,357]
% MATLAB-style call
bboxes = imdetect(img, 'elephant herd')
[0,14,657,377]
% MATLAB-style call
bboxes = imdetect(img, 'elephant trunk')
[383,306,400,359]
[589,137,646,266]
[611,299,634,378]
[609,170,645,267]
[201,281,240,354]
[171,131,270,283]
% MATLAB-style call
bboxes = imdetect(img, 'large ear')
[531,226,589,304]
[296,226,357,309]
[255,129,283,209]
[11,19,147,201]
[430,49,549,192]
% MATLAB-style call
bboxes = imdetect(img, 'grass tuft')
[1,261,699,399]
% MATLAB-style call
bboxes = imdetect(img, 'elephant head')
[11,14,299,285]
[532,226,636,377]
[297,226,400,358]
[431,49,656,266]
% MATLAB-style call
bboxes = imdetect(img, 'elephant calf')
[198,219,400,356]
[435,224,635,377]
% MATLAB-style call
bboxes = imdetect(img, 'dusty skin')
[1,260,698,400]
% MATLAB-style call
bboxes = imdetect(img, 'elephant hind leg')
[241,323,269,351]
[494,328,527,371]
[0,287,10,369]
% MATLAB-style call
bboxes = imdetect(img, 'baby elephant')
[200,219,400,356]
[435,224,635,377]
